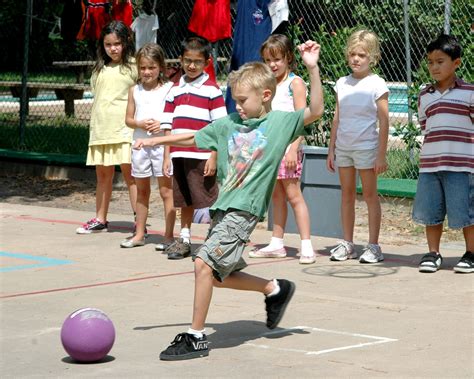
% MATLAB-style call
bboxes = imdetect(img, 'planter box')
[268,146,343,238]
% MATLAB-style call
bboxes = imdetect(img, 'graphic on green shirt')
[222,123,268,192]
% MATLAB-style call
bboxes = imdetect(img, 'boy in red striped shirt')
[160,37,227,259]
[413,34,473,273]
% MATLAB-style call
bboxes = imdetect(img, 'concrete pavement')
[0,202,472,378]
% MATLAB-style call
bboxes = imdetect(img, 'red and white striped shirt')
[161,72,226,160]
[417,78,473,173]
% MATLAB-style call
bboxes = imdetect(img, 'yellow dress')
[86,62,138,166]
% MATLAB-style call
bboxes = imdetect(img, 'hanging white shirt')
[131,12,159,50]
[268,0,289,32]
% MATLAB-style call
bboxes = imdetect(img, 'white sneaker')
[330,241,356,261]
[299,253,316,264]
[359,244,384,263]
[248,247,287,258]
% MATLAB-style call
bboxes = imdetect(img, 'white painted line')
[243,325,398,356]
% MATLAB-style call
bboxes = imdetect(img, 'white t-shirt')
[132,81,173,140]
[131,12,159,50]
[335,73,389,150]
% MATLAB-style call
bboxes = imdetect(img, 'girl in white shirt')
[327,29,389,263]
[121,43,175,248]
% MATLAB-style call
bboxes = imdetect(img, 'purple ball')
[61,308,115,362]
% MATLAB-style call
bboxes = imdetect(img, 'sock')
[266,278,280,297]
[259,237,284,252]
[300,239,314,257]
[180,228,190,244]
[187,328,205,338]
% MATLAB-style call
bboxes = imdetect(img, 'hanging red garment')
[204,56,216,82]
[111,0,133,27]
[188,0,231,43]
[76,0,112,40]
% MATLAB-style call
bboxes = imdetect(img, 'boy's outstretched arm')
[298,40,324,125]
[134,133,196,150]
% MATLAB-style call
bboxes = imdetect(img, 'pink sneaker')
[248,247,287,258]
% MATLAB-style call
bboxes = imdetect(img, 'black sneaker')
[419,252,443,273]
[265,279,295,329]
[159,333,209,361]
[167,238,191,260]
[75,218,108,234]
[454,251,474,273]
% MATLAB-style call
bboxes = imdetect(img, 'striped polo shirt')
[417,78,473,173]
[161,72,226,160]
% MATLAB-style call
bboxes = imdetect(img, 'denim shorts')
[335,147,378,169]
[194,209,259,281]
[412,171,474,229]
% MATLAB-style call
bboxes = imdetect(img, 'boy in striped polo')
[413,34,473,273]
[160,37,227,259]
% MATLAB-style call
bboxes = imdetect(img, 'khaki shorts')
[335,147,378,169]
[194,210,259,281]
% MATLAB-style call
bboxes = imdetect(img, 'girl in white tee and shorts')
[121,43,176,248]
[327,29,390,264]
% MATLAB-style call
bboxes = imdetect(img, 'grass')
[0,71,88,84]
[382,148,419,180]
[0,113,88,156]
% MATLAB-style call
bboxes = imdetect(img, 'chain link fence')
[1,0,472,180]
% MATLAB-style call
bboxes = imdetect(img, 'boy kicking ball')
[134,40,324,360]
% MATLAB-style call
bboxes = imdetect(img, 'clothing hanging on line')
[268,0,289,32]
[131,0,159,49]
[187,0,231,43]
[225,0,272,112]
[77,0,112,40]
[111,0,133,27]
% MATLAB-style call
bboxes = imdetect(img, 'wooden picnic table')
[0,80,90,117]
[52,59,181,84]
[52,57,228,83]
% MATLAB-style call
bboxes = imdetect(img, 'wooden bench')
[0,81,91,117]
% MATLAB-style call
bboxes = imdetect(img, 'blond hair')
[346,29,381,66]
[227,62,276,96]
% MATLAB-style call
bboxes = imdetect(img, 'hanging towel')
[188,0,231,43]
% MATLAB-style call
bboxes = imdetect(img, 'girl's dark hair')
[136,43,169,85]
[427,34,462,60]
[180,36,211,60]
[93,20,135,73]
[260,34,296,71]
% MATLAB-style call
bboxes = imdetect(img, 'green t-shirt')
[194,109,305,219]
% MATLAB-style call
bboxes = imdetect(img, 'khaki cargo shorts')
[194,209,259,281]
